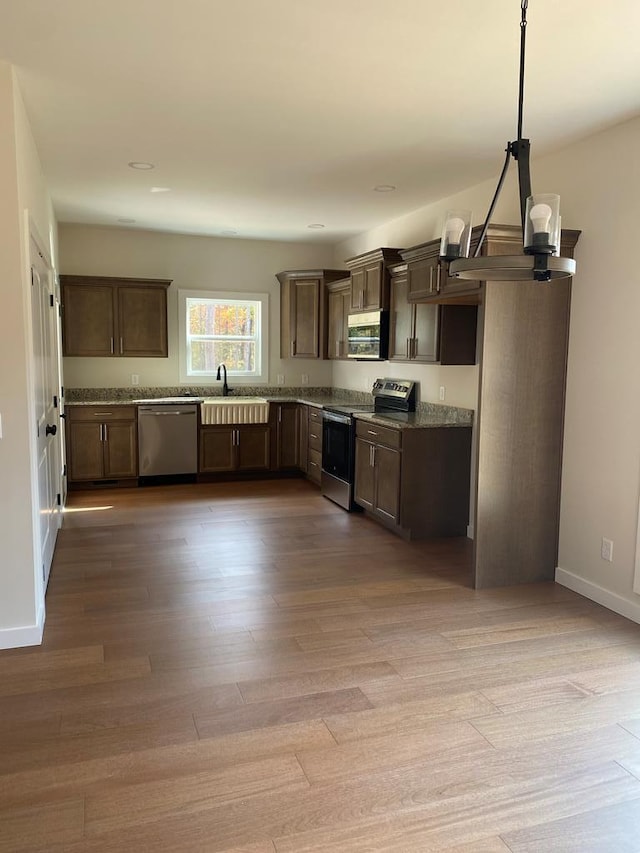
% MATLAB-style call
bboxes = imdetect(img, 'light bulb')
[445,217,466,244]
[529,203,552,234]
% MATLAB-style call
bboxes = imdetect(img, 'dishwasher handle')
[138,406,197,416]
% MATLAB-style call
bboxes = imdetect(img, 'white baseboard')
[555,567,640,626]
[0,601,45,650]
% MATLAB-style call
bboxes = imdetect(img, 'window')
[178,290,269,384]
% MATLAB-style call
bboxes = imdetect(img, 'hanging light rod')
[445,0,576,282]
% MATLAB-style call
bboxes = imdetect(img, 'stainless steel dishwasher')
[138,403,198,476]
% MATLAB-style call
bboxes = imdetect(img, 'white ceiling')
[1,0,639,243]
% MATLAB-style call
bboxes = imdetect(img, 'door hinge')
[53,395,58,408]
[31,269,35,286]
[56,492,61,506]
[49,294,54,307]
[63,463,67,477]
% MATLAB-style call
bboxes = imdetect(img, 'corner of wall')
[0,601,45,650]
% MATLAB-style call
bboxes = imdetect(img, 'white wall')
[59,226,338,390]
[539,116,640,619]
[0,63,57,646]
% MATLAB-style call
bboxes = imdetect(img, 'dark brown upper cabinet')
[61,275,171,357]
[344,248,403,313]
[389,263,477,365]
[326,277,351,360]
[276,269,347,359]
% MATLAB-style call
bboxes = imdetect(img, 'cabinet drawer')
[356,420,402,450]
[308,449,322,483]
[308,425,322,453]
[67,405,136,422]
[308,407,322,425]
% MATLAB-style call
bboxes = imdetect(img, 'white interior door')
[30,243,61,588]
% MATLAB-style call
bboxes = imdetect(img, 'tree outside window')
[186,297,261,376]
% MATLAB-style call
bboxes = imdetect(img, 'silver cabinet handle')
[310,433,318,440]
[93,412,113,416]
[110,337,114,354]
[367,430,378,436]
[104,424,108,442]
[406,338,410,358]
[119,337,124,355]
[278,406,282,423]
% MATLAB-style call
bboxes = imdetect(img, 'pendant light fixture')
[444,0,576,283]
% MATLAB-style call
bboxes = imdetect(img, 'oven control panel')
[372,378,414,399]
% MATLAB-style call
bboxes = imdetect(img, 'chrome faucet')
[216,363,231,396]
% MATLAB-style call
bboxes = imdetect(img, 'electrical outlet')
[439,386,446,401]
[301,374,309,385]
[277,374,285,385]
[601,537,614,562]
[131,374,140,386]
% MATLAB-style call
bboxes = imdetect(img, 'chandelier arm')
[473,145,512,258]
[511,138,532,233]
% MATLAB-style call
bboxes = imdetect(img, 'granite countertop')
[65,388,473,428]
[65,393,357,408]
[353,409,472,430]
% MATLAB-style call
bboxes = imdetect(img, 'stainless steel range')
[321,378,416,511]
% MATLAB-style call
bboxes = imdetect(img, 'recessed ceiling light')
[307,223,325,229]
[221,230,238,236]
[150,186,171,193]
[118,218,136,224]
[373,185,396,193]
[128,161,154,170]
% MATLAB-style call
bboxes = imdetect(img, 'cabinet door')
[103,421,137,478]
[389,275,413,361]
[327,290,344,359]
[62,283,116,356]
[67,422,104,480]
[117,285,168,357]
[354,438,375,510]
[199,427,235,472]
[340,290,351,356]
[363,263,383,310]
[350,268,365,311]
[412,303,439,362]
[374,444,401,523]
[272,403,299,470]
[408,256,439,301]
[290,279,320,358]
[237,425,270,471]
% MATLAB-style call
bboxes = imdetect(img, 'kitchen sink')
[200,397,269,425]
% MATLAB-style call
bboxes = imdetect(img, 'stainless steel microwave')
[347,311,389,360]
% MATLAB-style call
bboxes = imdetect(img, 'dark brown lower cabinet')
[270,403,300,471]
[200,425,270,473]
[354,420,471,539]
[66,406,137,482]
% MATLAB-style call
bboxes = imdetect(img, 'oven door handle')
[322,411,352,425]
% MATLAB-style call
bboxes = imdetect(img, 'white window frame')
[178,289,269,385]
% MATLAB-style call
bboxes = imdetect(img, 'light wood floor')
[2,479,640,852]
